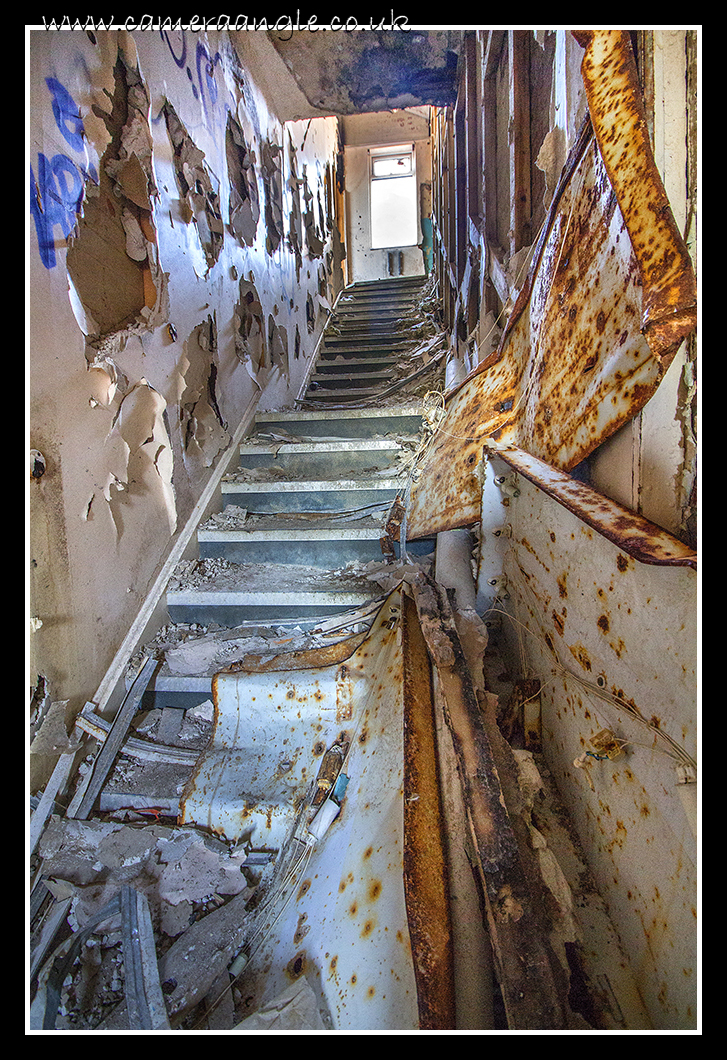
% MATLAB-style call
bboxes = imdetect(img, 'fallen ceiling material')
[31,588,457,1030]
[408,30,697,548]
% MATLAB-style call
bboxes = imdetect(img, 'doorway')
[369,143,418,252]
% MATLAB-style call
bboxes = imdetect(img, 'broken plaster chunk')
[187,700,214,723]
[234,976,326,1030]
[512,748,545,811]
[30,699,79,755]
[157,887,254,1016]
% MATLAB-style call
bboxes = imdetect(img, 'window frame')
[368,142,418,250]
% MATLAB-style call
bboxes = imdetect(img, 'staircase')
[99,273,440,1028]
[305,275,430,404]
[105,274,437,812]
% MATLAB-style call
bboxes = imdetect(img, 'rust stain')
[568,642,592,672]
[407,30,696,546]
[368,880,383,902]
[493,446,697,568]
[294,912,310,945]
[286,951,306,980]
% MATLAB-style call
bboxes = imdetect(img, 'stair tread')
[169,560,382,595]
[317,357,399,367]
[311,369,394,379]
[225,474,406,486]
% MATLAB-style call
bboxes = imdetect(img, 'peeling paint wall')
[29,28,344,769]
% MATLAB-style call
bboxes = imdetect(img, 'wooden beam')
[464,32,481,228]
[508,30,532,256]
[68,655,159,819]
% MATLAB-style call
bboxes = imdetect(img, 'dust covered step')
[238,438,412,476]
[222,474,406,513]
[253,405,424,439]
[197,512,391,567]
[165,559,386,626]
[196,507,433,566]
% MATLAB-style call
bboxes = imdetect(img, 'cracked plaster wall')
[29,28,343,762]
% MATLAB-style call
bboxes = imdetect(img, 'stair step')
[198,522,384,565]
[323,333,410,346]
[309,369,394,389]
[319,348,408,362]
[167,585,382,626]
[334,306,413,319]
[222,476,404,512]
[239,438,408,475]
[143,673,213,710]
[327,322,406,335]
[254,406,423,438]
[316,357,398,371]
[198,516,433,566]
[303,387,384,402]
[166,560,386,626]
[345,277,426,293]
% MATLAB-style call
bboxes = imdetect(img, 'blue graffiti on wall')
[160,30,222,121]
[30,77,98,269]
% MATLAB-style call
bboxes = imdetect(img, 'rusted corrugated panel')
[408,31,696,541]
[494,445,697,569]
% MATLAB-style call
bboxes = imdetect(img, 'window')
[369,144,418,250]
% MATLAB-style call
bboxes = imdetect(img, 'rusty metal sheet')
[408,31,696,541]
[493,445,697,569]
[401,591,455,1029]
[572,31,697,359]
[494,473,697,1027]
[179,590,453,1030]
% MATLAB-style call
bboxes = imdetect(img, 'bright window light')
[370,145,417,250]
